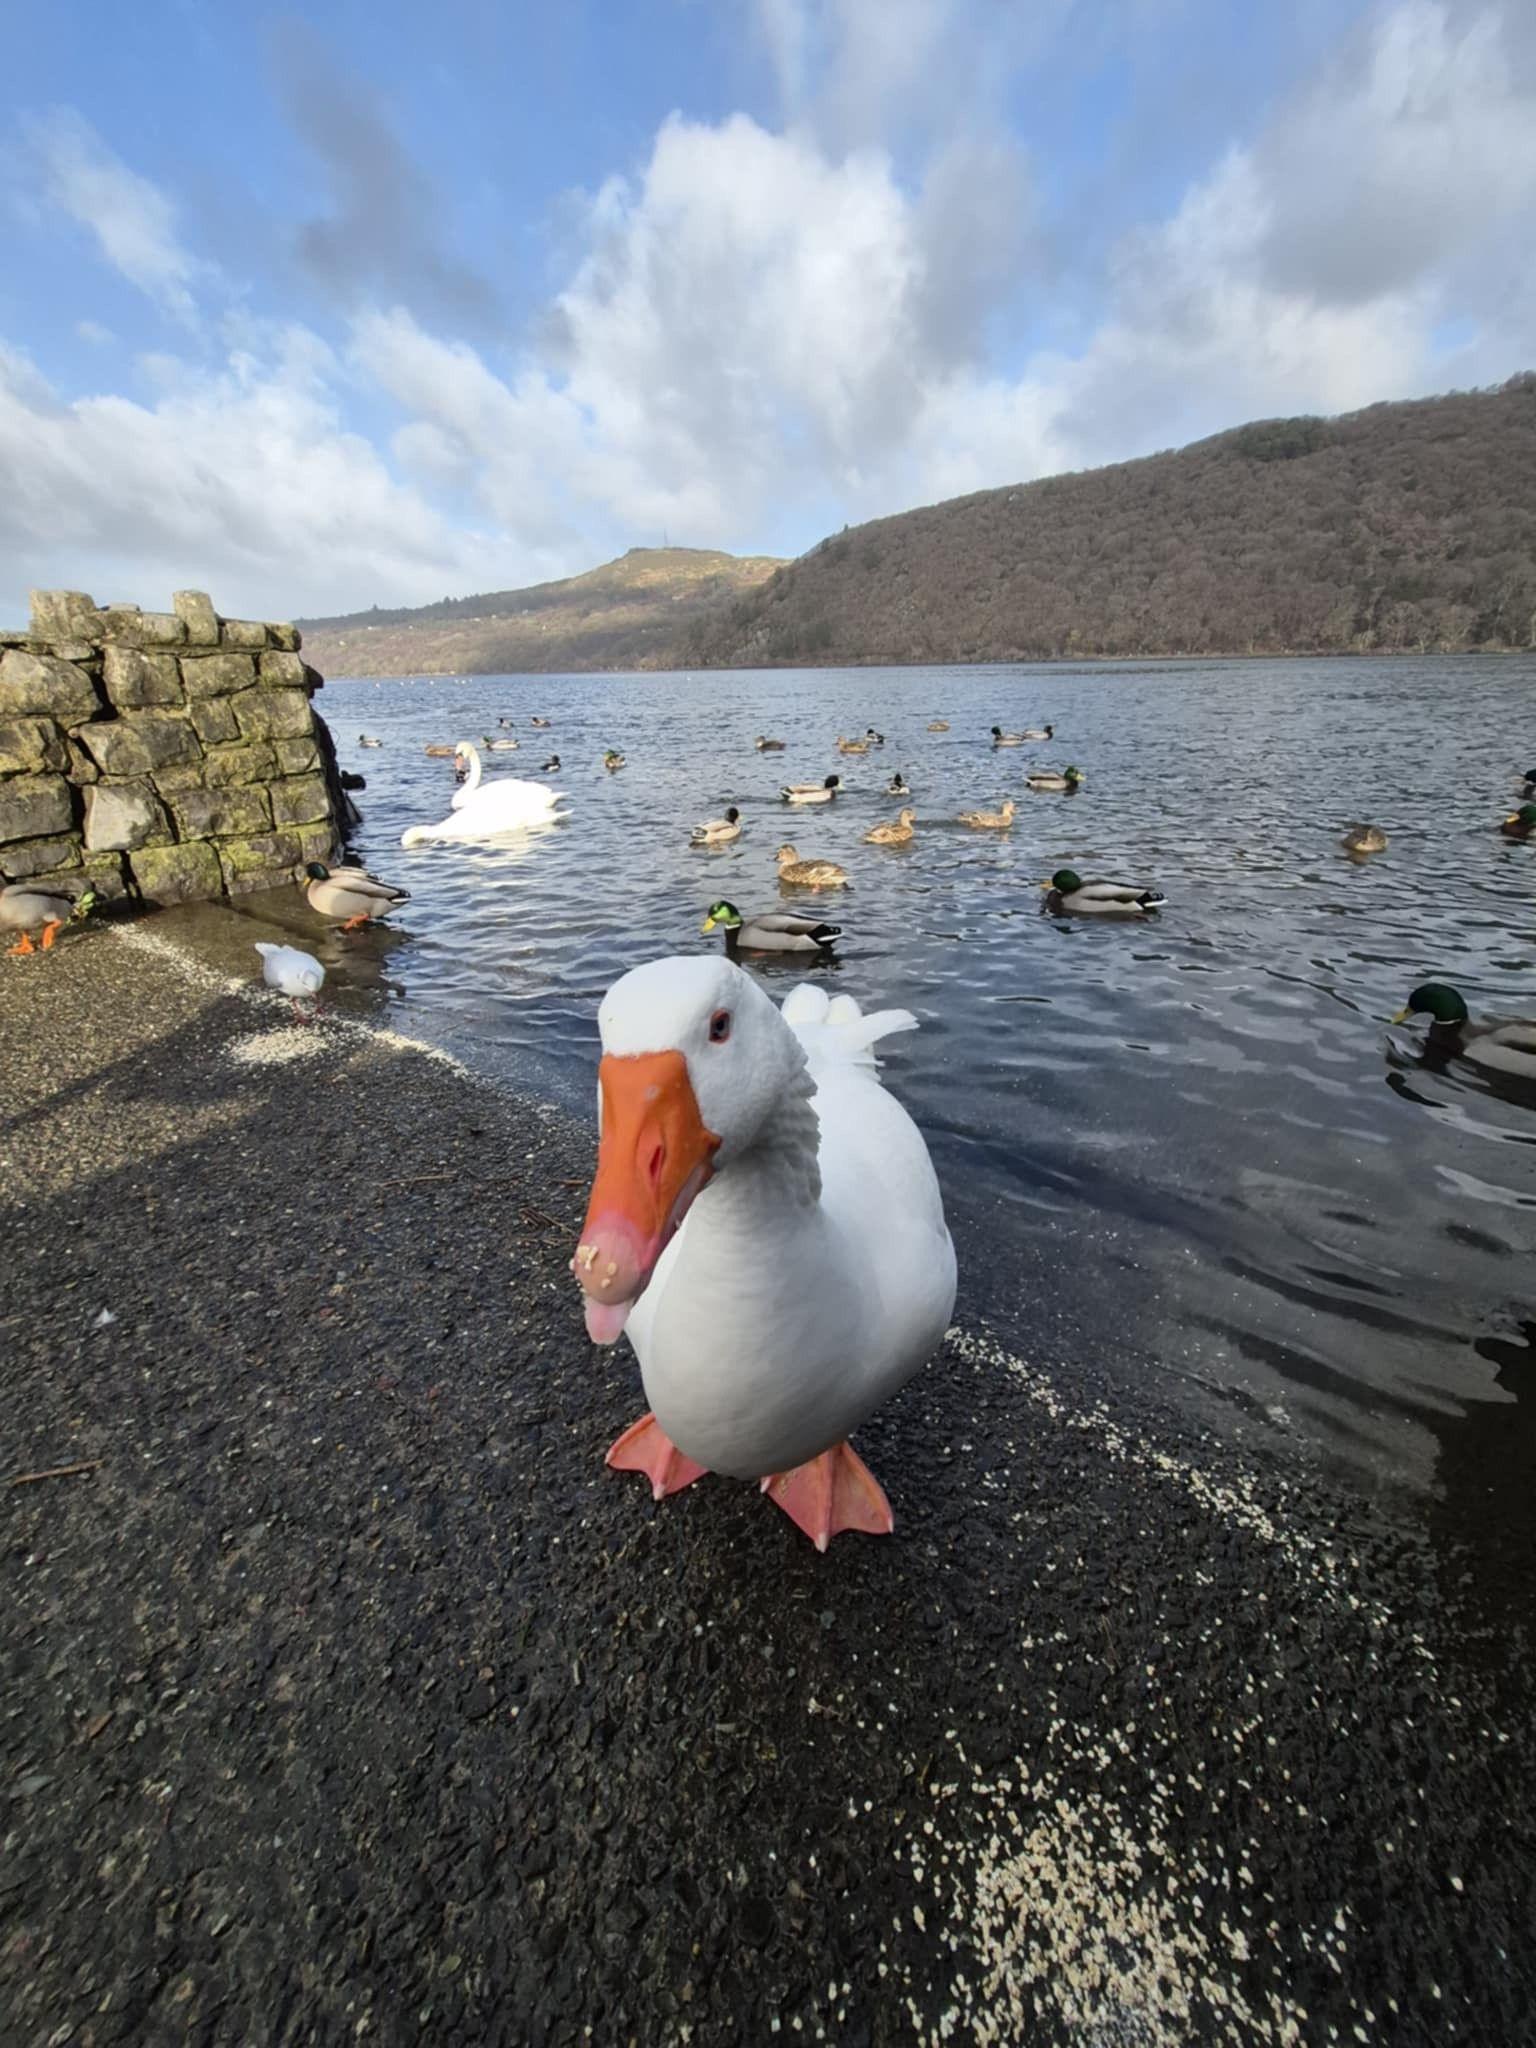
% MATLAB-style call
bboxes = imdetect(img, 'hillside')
[677,377,1536,667]
[298,547,784,676]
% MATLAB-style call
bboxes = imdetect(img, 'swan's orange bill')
[572,1051,720,1344]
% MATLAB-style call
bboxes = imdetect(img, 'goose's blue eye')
[709,1009,732,1044]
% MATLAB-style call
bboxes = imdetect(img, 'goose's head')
[572,957,802,1343]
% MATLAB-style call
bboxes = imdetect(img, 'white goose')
[571,958,956,1549]
[402,742,567,845]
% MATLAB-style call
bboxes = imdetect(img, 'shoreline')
[3,917,1534,2043]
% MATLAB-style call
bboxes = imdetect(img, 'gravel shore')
[2,917,1533,2046]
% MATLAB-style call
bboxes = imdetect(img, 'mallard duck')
[1500,803,1536,841]
[483,733,520,751]
[701,901,841,955]
[885,772,910,796]
[755,735,786,751]
[541,754,562,773]
[1,882,97,954]
[927,720,949,732]
[690,807,743,846]
[864,728,886,746]
[836,735,870,755]
[1027,765,1084,791]
[1393,983,1536,1077]
[254,942,325,1020]
[781,776,841,804]
[1039,869,1165,917]
[424,743,457,757]
[604,749,627,772]
[497,717,516,727]
[572,960,955,1547]
[1021,723,1054,741]
[304,860,410,929]
[358,734,382,748]
[957,798,1015,829]
[1341,824,1388,854]
[777,844,849,888]
[1520,768,1536,799]
[530,717,552,729]
[865,807,915,846]
[991,726,1026,746]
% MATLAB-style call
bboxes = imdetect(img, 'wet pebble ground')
[2,926,1533,2046]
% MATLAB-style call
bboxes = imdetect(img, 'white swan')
[571,958,956,1549]
[402,742,568,845]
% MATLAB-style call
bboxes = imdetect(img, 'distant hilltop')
[297,547,784,678]
[302,378,1536,676]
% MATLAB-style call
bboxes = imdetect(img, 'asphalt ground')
[2,915,1533,2046]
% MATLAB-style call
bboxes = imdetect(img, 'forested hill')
[297,547,783,676]
[676,377,1536,668]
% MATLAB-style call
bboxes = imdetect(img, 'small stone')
[269,773,331,827]
[463,1683,495,1721]
[0,772,74,842]
[259,650,308,689]
[0,650,100,721]
[172,591,220,645]
[129,840,222,904]
[233,688,311,741]
[0,834,82,882]
[103,645,183,710]
[28,589,101,641]
[179,650,257,700]
[219,618,269,650]
[83,780,169,853]
[0,716,67,774]
[170,785,271,839]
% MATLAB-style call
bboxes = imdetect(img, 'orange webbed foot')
[39,921,63,950]
[339,913,371,931]
[606,1413,709,1500]
[8,933,36,955]
[761,1441,894,1551]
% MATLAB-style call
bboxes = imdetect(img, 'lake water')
[306,658,1535,1533]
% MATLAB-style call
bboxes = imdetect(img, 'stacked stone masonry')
[0,589,341,904]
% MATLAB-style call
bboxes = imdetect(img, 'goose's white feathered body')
[585,961,955,1479]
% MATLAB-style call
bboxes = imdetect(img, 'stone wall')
[0,589,344,904]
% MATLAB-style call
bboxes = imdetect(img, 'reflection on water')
[278,658,1533,1521]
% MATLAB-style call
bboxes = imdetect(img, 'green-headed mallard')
[530,716,551,728]
[990,726,1026,746]
[1501,803,1536,841]
[483,732,520,751]
[1393,983,1536,1077]
[1,881,97,954]
[1521,767,1536,799]
[304,861,410,929]
[781,775,841,804]
[1027,765,1084,792]
[1341,824,1388,854]
[1040,869,1165,917]
[864,728,885,746]
[865,807,915,846]
[604,749,627,772]
[690,806,743,846]
[358,734,382,748]
[886,772,910,796]
[755,735,786,751]
[541,754,562,772]
[957,798,1015,829]
[777,844,849,888]
[1021,723,1054,741]
[701,900,841,955]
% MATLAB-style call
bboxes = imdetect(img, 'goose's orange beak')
[572,1051,720,1344]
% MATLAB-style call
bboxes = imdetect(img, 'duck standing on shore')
[303,861,410,930]
[571,957,956,1547]
[2,882,96,955]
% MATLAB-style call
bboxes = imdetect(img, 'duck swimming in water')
[1393,983,1536,1078]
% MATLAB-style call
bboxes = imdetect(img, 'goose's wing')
[782,983,917,1075]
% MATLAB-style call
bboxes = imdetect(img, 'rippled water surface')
[308,658,1536,1518]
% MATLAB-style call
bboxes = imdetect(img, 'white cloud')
[0,329,533,620]
[27,111,201,322]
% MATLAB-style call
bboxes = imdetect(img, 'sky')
[2,0,1534,621]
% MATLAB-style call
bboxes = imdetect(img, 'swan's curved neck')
[458,746,483,792]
